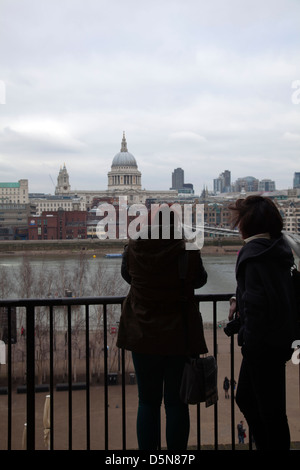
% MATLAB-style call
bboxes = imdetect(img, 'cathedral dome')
[112,151,137,167]
[111,132,137,167]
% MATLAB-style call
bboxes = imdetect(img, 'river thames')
[0,251,237,323]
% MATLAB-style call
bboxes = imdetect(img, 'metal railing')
[0,294,240,451]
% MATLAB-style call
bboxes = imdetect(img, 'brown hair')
[228,195,283,239]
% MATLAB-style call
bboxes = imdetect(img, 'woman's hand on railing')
[228,296,237,321]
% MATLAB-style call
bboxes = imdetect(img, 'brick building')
[28,209,87,240]
[204,203,231,228]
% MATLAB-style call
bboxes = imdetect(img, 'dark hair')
[228,195,283,239]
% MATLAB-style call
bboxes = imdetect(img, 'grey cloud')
[0,0,299,194]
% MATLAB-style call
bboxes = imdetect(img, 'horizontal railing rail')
[0,294,240,451]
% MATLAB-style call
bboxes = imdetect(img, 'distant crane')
[49,174,55,188]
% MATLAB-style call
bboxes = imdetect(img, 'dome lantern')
[111,132,137,168]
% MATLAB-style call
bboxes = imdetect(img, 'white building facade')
[0,180,29,204]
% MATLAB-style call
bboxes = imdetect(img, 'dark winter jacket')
[235,235,296,361]
[116,237,208,356]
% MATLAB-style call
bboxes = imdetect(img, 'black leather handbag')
[180,355,218,407]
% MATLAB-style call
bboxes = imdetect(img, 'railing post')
[26,305,35,450]
[230,335,235,450]
[121,348,126,450]
[67,304,72,450]
[85,304,90,450]
[7,307,12,450]
[213,300,218,450]
[49,305,54,450]
[103,303,109,450]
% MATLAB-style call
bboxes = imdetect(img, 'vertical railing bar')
[197,300,201,450]
[49,305,54,450]
[230,335,235,450]
[121,347,126,450]
[103,303,109,450]
[213,300,218,450]
[26,304,35,450]
[67,304,72,450]
[7,306,12,450]
[196,404,201,450]
[85,304,90,450]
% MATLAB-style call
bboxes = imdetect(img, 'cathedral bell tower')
[55,163,71,195]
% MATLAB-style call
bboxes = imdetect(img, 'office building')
[171,168,184,190]
[293,172,300,189]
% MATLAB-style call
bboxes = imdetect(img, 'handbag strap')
[178,251,189,348]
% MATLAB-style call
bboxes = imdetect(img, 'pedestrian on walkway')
[237,420,246,444]
[223,376,230,399]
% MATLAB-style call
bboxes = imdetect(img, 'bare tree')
[0,265,12,299]
[2,253,129,384]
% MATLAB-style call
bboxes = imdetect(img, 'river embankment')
[0,238,243,257]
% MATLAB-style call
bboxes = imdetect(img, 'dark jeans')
[132,352,189,451]
[236,356,290,450]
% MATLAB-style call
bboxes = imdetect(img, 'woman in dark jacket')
[228,196,297,450]
[117,212,208,450]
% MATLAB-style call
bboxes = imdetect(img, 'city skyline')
[0,0,299,194]
[1,160,299,197]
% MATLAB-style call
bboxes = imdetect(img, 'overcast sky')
[0,0,299,195]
